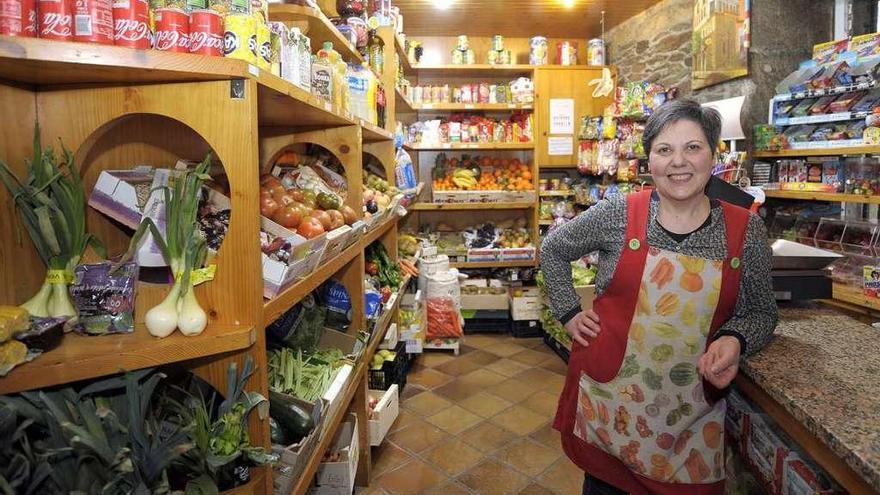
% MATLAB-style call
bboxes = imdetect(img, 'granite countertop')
[742,305,880,490]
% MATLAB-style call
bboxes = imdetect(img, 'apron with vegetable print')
[554,190,750,495]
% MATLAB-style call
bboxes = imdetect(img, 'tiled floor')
[359,333,584,495]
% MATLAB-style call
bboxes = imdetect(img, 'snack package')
[598,139,619,175]
[827,90,867,113]
[790,98,818,117]
[775,100,798,119]
[322,279,352,331]
[849,32,880,59]
[850,91,880,112]
[812,39,849,65]
[808,95,837,115]
[602,108,617,140]
[70,261,139,335]
[578,140,596,175]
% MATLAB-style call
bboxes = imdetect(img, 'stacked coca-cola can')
[1,0,37,36]
[113,0,149,48]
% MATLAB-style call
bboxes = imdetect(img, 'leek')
[126,155,212,338]
[0,124,105,319]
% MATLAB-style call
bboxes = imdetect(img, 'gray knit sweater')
[540,194,778,356]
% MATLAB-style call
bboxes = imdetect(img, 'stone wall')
[606,0,835,142]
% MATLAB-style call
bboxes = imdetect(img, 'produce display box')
[367,341,407,391]
[272,395,327,495]
[320,225,354,263]
[501,247,537,261]
[422,338,461,355]
[543,331,570,363]
[542,285,596,312]
[316,328,362,434]
[467,248,502,262]
[510,287,542,321]
[431,190,537,203]
[463,309,511,333]
[368,385,400,447]
[307,412,359,495]
[511,319,542,338]
[379,322,398,350]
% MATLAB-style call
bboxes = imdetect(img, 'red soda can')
[0,0,38,36]
[188,8,222,56]
[112,0,150,49]
[153,7,189,52]
[73,0,114,44]
[38,0,74,40]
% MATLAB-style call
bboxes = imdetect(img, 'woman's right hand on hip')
[564,310,601,347]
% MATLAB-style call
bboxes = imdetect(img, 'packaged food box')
[812,38,849,65]
[782,125,817,142]
[850,58,880,85]
[851,91,880,112]
[822,161,845,188]
[745,413,793,495]
[308,413,359,495]
[790,98,818,117]
[775,100,799,118]
[781,452,847,495]
[827,90,867,113]
[808,95,837,115]
[849,32,880,60]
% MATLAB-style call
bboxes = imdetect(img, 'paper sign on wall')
[548,136,573,156]
[549,98,575,134]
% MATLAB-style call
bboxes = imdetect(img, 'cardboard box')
[379,323,398,350]
[501,247,537,261]
[272,395,326,495]
[368,385,400,446]
[308,412,359,495]
[316,328,364,424]
[541,285,595,313]
[746,414,793,494]
[461,293,509,310]
[782,452,847,495]
[510,287,542,321]
[467,248,502,262]
[725,389,753,451]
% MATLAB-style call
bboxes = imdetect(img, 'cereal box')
[813,39,850,65]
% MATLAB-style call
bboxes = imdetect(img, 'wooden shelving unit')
[267,4,364,64]
[395,87,415,113]
[450,260,538,269]
[539,191,574,197]
[753,146,880,158]
[411,64,535,77]
[406,142,535,150]
[411,102,534,111]
[762,189,880,204]
[410,201,534,210]
[395,35,413,74]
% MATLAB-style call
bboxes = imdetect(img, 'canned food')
[189,9,223,56]
[154,7,189,52]
[588,38,605,66]
[456,34,468,50]
[440,84,450,103]
[479,83,490,103]
[431,85,441,103]
[74,0,114,44]
[1,0,38,36]
[489,85,497,104]
[556,40,578,66]
[492,34,503,52]
[223,13,256,63]
[113,0,150,48]
[39,0,74,40]
[268,29,280,76]
[487,50,498,65]
[412,85,422,103]
[256,20,270,70]
[529,36,547,65]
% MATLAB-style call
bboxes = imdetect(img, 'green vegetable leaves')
[619,355,640,378]
[642,368,663,391]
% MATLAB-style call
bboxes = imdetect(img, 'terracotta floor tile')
[425,481,474,495]
[487,378,540,403]
[375,458,446,494]
[457,459,531,495]
[540,356,569,375]
[432,379,485,402]
[517,337,547,350]
[509,348,555,366]
[460,349,502,366]
[490,405,549,436]
[407,367,455,390]
[400,384,427,403]
[421,437,486,476]
[457,368,508,388]
[460,421,518,453]
[492,437,562,477]
[517,483,557,495]
[537,457,585,495]
[530,422,562,450]
[512,367,565,389]
[458,343,478,354]
[458,392,513,419]
[434,357,484,377]
[389,408,422,433]
[463,334,509,348]
[354,485,388,495]
[371,442,414,477]
[401,391,453,416]
[386,420,450,454]
[521,390,562,419]
[484,358,531,378]
[426,405,484,435]
[419,351,457,369]
[484,341,529,358]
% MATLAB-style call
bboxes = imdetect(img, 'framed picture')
[692,0,751,90]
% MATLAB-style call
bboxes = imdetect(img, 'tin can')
[256,19,270,70]
[39,0,74,40]
[456,34,468,50]
[440,84,450,103]
[268,29,280,75]
[479,82,489,103]
[222,13,255,63]
[74,0,114,44]
[1,0,38,36]
[529,36,547,65]
[189,9,222,55]
[431,85,441,103]
[556,40,577,66]
[588,38,605,66]
[154,7,189,51]
[412,85,422,104]
[113,0,150,48]
[492,34,503,52]
[185,0,206,12]
[489,84,497,104]
[487,49,497,65]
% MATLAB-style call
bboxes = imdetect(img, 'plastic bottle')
[317,41,343,110]
[337,57,351,115]
[312,43,334,103]
[367,29,385,76]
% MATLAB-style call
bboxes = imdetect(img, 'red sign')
[0,0,38,36]
[38,0,74,40]
[112,0,149,49]
[188,9,222,56]
[153,7,189,52]
[74,0,114,44]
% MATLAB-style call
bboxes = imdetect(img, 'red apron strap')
[704,200,751,403]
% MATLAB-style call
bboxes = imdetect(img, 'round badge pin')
[628,239,640,250]
[730,257,741,269]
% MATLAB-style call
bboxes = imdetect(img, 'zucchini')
[270,417,289,446]
[269,391,315,444]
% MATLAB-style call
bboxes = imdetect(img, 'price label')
[464,104,475,109]
[442,144,452,149]
[422,246,438,256]
[248,65,259,77]
[422,103,434,109]
[507,103,516,108]
[466,143,478,149]
[324,102,332,112]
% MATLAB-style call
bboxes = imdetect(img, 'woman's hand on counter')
[698,335,742,389]
[564,310,601,347]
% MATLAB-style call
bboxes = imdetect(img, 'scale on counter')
[770,239,843,301]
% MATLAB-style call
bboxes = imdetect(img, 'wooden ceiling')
[393,0,665,38]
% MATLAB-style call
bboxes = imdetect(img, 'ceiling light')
[434,0,453,9]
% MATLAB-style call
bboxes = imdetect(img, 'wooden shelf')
[763,189,880,204]
[219,468,266,495]
[0,35,249,86]
[539,219,554,226]
[396,87,415,113]
[406,142,534,151]
[362,215,399,246]
[257,71,356,128]
[0,323,255,395]
[411,102,534,111]
[412,64,535,78]
[410,201,534,210]
[450,259,537,269]
[359,119,394,142]
[539,191,574,197]
[395,35,413,74]
[267,4,364,65]
[753,146,880,158]
[263,239,364,323]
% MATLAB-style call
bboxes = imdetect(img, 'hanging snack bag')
[602,107,617,140]
[70,261,139,335]
[598,139,619,175]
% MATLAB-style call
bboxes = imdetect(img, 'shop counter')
[737,305,880,494]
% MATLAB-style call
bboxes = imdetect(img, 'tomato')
[266,182,286,198]
[272,204,302,229]
[311,210,332,230]
[340,205,358,225]
[274,192,296,206]
[297,217,325,239]
[260,174,282,188]
[327,210,345,230]
[260,195,280,218]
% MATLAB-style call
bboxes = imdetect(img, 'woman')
[541,99,777,495]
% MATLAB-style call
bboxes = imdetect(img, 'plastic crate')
[511,319,542,338]
[542,331,570,363]
[368,342,407,391]
[462,309,510,334]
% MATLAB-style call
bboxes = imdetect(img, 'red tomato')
[297,217,325,239]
